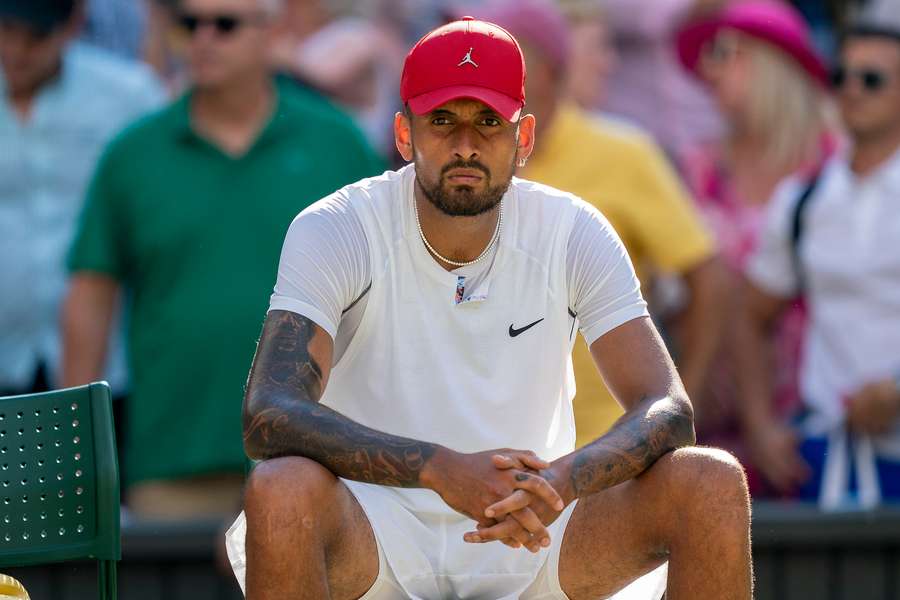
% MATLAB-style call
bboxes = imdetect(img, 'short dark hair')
[839,15,900,53]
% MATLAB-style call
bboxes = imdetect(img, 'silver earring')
[517,158,527,168]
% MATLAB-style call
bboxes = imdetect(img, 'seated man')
[226,17,752,600]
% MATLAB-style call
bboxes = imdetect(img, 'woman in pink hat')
[674,0,840,497]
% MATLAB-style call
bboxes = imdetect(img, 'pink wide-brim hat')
[676,0,829,87]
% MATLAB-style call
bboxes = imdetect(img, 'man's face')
[0,19,72,97]
[177,0,275,88]
[836,37,900,140]
[567,17,617,108]
[397,99,532,217]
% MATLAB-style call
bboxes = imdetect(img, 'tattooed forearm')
[242,310,436,487]
[569,396,695,499]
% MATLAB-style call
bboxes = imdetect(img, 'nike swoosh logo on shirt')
[509,318,544,338]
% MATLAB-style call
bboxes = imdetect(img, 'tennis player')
[226,16,752,600]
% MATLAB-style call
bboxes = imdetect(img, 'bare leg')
[558,447,752,600]
[243,457,379,600]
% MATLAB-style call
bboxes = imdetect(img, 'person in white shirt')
[0,0,163,397]
[736,4,900,509]
[226,16,751,600]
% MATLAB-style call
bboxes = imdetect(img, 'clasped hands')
[426,449,572,554]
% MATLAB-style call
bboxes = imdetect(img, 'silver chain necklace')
[413,198,503,268]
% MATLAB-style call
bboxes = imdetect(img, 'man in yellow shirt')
[482,0,726,446]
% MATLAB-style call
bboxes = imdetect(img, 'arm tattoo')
[570,396,695,498]
[242,310,436,487]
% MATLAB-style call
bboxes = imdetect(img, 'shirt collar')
[836,142,900,191]
[174,81,287,150]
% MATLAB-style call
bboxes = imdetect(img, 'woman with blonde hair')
[675,0,838,497]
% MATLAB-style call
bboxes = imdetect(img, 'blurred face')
[521,41,558,137]
[700,30,752,120]
[0,19,73,97]
[394,99,535,217]
[566,17,617,108]
[176,0,276,88]
[835,37,900,141]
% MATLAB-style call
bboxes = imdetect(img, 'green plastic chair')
[0,382,120,599]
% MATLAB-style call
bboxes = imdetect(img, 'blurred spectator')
[790,0,869,62]
[557,0,618,111]
[0,0,163,398]
[80,0,148,59]
[599,0,726,158]
[472,0,725,447]
[735,1,900,508]
[62,0,383,521]
[270,0,406,157]
[675,0,835,493]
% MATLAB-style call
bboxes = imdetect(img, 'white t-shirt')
[260,165,652,599]
[271,167,647,364]
[747,147,900,450]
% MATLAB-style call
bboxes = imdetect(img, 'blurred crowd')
[2,0,900,524]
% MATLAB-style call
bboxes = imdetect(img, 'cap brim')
[407,85,523,122]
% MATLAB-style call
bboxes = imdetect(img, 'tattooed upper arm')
[242,310,334,457]
[241,310,437,486]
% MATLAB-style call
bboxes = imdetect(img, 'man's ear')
[394,112,414,162]
[516,114,536,163]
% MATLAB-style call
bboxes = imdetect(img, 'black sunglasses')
[831,66,890,92]
[177,13,263,36]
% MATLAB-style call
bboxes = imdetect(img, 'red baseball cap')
[400,16,526,122]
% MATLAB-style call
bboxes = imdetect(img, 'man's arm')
[554,316,695,502]
[732,279,809,492]
[472,316,694,536]
[243,310,437,486]
[671,256,728,421]
[244,310,563,544]
[61,273,120,387]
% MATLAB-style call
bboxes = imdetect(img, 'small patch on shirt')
[455,276,466,304]
[454,275,489,305]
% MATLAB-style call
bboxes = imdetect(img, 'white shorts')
[226,480,667,599]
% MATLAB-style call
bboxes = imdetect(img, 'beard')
[416,157,514,217]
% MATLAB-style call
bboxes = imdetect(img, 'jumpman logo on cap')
[457,47,478,68]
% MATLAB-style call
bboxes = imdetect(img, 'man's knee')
[664,447,750,514]
[244,456,338,524]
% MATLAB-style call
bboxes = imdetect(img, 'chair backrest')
[0,383,120,568]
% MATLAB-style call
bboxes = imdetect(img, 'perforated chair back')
[0,383,120,599]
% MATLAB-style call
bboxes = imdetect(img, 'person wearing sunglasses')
[735,0,900,509]
[62,0,383,522]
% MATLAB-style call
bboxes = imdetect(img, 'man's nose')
[452,125,481,161]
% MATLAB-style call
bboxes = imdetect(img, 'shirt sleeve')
[268,191,371,340]
[745,178,804,298]
[568,202,650,347]
[624,134,716,274]
[67,141,131,279]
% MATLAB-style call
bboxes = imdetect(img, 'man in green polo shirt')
[62,0,383,520]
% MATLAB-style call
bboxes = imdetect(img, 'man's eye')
[481,117,502,127]
[432,117,451,125]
